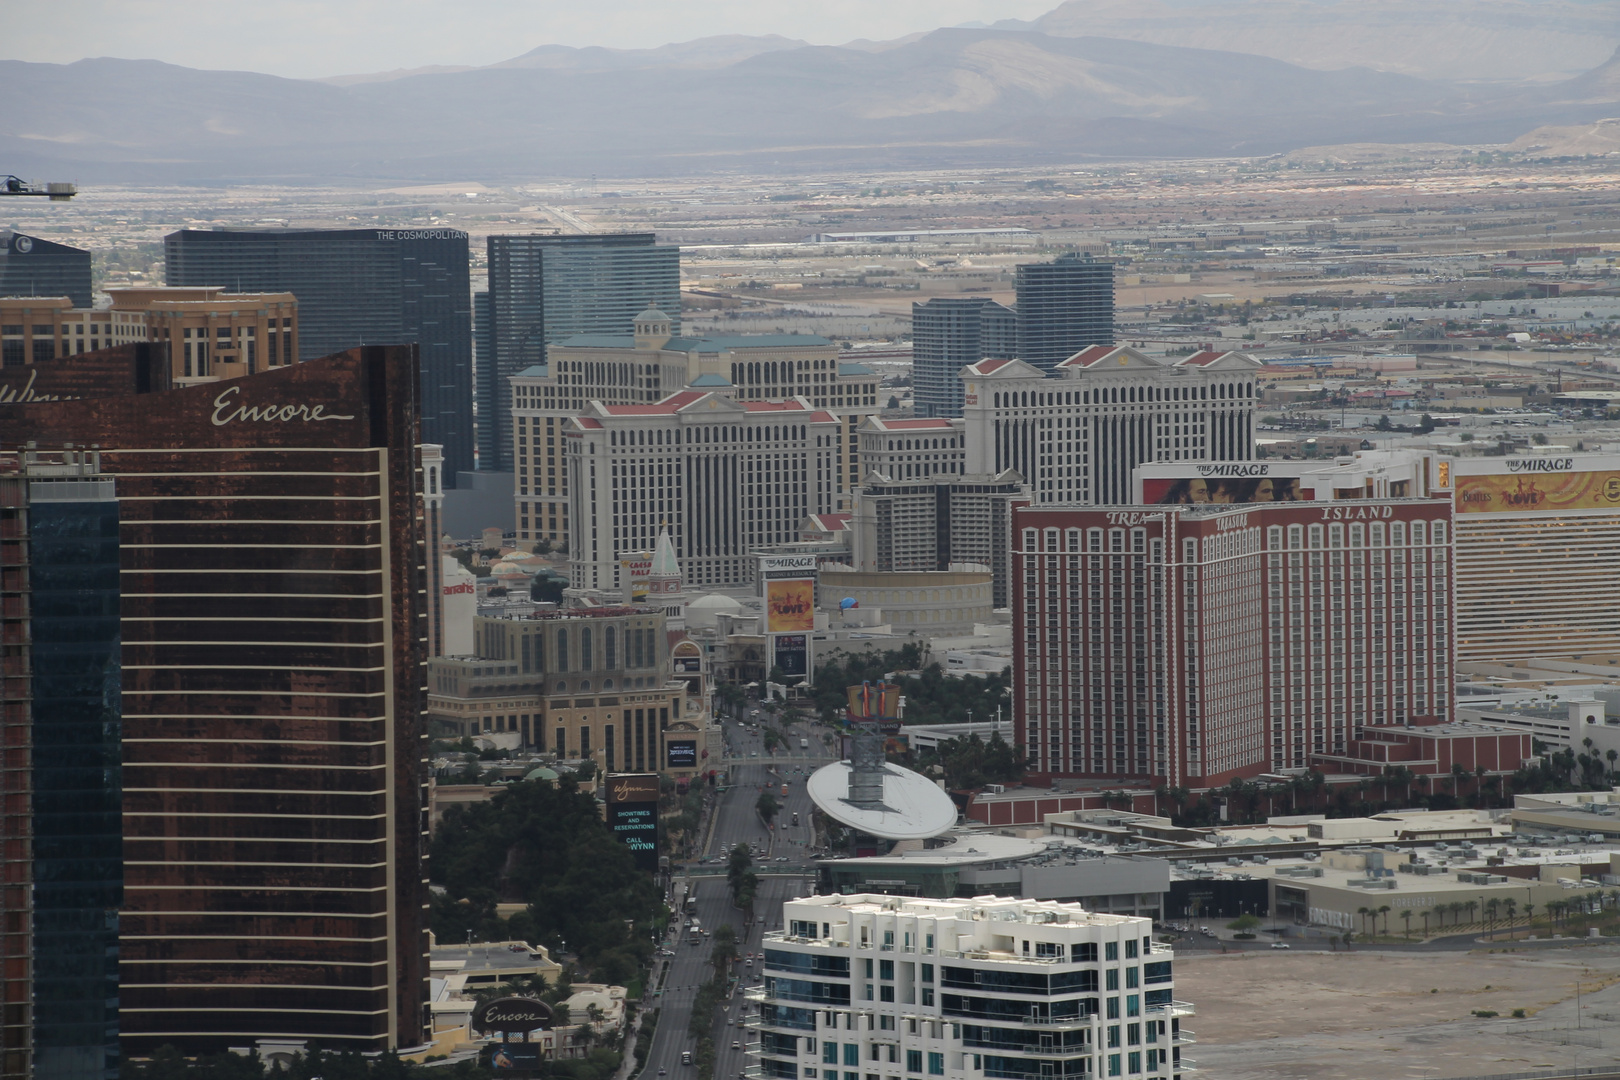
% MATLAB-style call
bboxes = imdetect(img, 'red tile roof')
[967,357,1016,374]
[1056,345,1116,368]
[877,418,957,430]
[601,390,708,415]
[1176,350,1228,367]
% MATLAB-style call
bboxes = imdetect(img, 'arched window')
[556,628,569,671]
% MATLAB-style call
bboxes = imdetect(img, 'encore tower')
[8,346,431,1056]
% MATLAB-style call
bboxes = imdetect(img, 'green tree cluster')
[727,843,759,910]
[430,777,661,985]
[914,732,1025,790]
[809,647,1009,729]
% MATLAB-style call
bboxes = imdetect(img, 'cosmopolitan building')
[748,894,1191,1080]
[960,348,1260,506]
[565,390,842,591]
[10,346,431,1054]
[165,227,474,481]
[1014,501,1454,788]
[511,308,879,547]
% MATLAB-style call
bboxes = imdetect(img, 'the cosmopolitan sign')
[375,229,469,241]
[472,996,554,1034]
[211,385,356,426]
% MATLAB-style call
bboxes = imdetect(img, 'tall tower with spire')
[647,526,687,628]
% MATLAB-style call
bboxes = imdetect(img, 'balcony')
[1147,1000,1196,1019]
[742,986,768,1003]
[1172,1029,1196,1046]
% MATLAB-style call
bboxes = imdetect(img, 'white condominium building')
[511,306,881,545]
[748,895,1192,1080]
[565,391,841,592]
[959,347,1260,506]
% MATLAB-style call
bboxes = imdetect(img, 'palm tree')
[1607,748,1618,784]
[1449,901,1465,928]
[1379,905,1392,936]
[1401,909,1413,940]
[1504,898,1517,938]
[1357,906,1371,937]
[1420,908,1432,937]
[1524,902,1536,937]
[1465,899,1479,928]
[1486,898,1500,939]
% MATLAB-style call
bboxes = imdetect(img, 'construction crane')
[2,176,76,200]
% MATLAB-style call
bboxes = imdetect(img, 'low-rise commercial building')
[815,833,1168,920]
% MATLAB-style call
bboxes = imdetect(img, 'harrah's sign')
[211,385,355,426]
[443,581,475,596]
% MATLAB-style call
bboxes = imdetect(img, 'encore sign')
[210,385,356,426]
[472,996,554,1034]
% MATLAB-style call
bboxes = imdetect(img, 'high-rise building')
[1,289,299,383]
[164,227,473,481]
[1015,254,1114,373]
[483,234,680,473]
[473,290,493,468]
[960,348,1260,505]
[857,417,966,482]
[911,297,1015,418]
[0,231,91,309]
[849,471,1030,609]
[750,894,1192,1080]
[566,391,841,591]
[10,345,431,1055]
[0,450,122,1080]
[1137,449,1620,665]
[512,308,879,547]
[1013,500,1454,787]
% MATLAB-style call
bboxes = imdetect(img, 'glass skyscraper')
[164,228,474,481]
[911,296,1016,418]
[482,234,679,472]
[0,231,92,309]
[0,455,122,1080]
[1014,253,1115,373]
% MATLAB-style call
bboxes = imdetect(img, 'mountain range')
[2,2,1617,184]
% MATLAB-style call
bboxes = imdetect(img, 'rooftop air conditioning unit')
[985,784,1005,794]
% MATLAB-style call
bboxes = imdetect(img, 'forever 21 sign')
[473,996,554,1034]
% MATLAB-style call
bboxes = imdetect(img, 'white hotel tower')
[746,895,1193,1080]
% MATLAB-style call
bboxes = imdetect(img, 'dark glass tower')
[911,297,1015,418]
[1014,254,1114,373]
[483,234,679,472]
[163,228,474,481]
[473,289,492,469]
[0,232,92,308]
[0,453,122,1080]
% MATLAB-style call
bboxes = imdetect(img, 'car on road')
[775,856,788,862]
[732,1042,741,1051]
[1269,942,1291,949]
[750,751,758,756]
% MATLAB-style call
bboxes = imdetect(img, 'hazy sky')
[3,0,1063,80]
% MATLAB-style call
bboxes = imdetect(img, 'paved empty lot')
[1176,944,1620,1079]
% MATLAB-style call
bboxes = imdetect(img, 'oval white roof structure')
[807,760,957,841]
